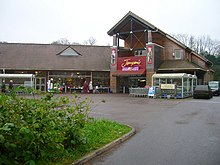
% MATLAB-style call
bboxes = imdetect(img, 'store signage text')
[117,56,146,72]
[121,59,141,67]
[122,66,139,71]
[121,58,141,71]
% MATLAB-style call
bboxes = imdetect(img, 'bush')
[0,92,92,164]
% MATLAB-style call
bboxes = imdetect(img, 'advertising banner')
[147,45,153,64]
[111,47,117,65]
[146,44,154,71]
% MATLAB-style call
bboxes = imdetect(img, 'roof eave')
[158,68,207,72]
[191,51,213,66]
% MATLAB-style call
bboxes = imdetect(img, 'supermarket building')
[0,11,213,93]
[108,11,213,93]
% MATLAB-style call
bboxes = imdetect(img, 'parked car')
[208,81,220,96]
[193,85,213,99]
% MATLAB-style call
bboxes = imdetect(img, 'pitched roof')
[0,43,111,71]
[158,60,207,72]
[107,11,165,37]
[107,11,212,66]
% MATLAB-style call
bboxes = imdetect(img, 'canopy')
[152,73,197,79]
[0,74,35,78]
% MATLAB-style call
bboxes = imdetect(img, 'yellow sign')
[160,84,176,89]
[121,59,141,67]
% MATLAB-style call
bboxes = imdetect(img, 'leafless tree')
[51,38,70,45]
[171,33,220,56]
[84,37,97,46]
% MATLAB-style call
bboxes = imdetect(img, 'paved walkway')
[74,94,220,165]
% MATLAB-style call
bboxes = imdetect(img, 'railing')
[129,88,149,97]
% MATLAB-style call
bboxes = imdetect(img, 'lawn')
[39,119,132,165]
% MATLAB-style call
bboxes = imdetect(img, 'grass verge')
[39,119,132,165]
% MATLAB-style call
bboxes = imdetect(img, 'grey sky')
[0,0,220,45]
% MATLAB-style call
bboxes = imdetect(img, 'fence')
[129,88,149,97]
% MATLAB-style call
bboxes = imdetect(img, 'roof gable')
[57,46,81,56]
[107,11,159,36]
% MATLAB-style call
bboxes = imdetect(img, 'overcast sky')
[0,0,220,45]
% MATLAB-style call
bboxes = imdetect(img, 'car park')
[193,85,213,99]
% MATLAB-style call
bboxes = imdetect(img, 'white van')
[208,81,220,96]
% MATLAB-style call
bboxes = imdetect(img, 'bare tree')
[171,33,220,56]
[84,37,97,46]
[170,33,190,46]
[51,38,70,45]
[188,35,196,50]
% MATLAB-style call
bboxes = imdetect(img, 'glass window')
[173,79,182,86]
[183,78,188,93]
[134,50,145,56]
[153,78,160,86]
[92,72,110,87]
[167,78,172,84]
[174,49,183,59]
[160,79,166,84]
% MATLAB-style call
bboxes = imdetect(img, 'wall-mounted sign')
[117,56,146,72]
[111,47,117,64]
[121,59,141,67]
[147,46,153,64]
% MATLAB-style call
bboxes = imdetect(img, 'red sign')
[117,56,146,71]
[111,47,116,65]
[147,46,153,64]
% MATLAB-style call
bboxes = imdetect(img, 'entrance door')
[128,77,146,87]
[117,77,129,93]
[117,77,146,93]
[36,77,46,92]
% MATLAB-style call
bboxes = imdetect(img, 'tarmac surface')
[70,94,220,165]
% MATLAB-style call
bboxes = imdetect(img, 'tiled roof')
[0,43,111,71]
[158,60,206,71]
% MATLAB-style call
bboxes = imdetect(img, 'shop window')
[174,49,183,59]
[93,71,110,87]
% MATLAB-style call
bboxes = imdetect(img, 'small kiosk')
[152,73,197,98]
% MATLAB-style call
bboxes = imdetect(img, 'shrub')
[0,92,92,164]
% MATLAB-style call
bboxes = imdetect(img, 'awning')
[0,74,35,78]
[112,69,146,76]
